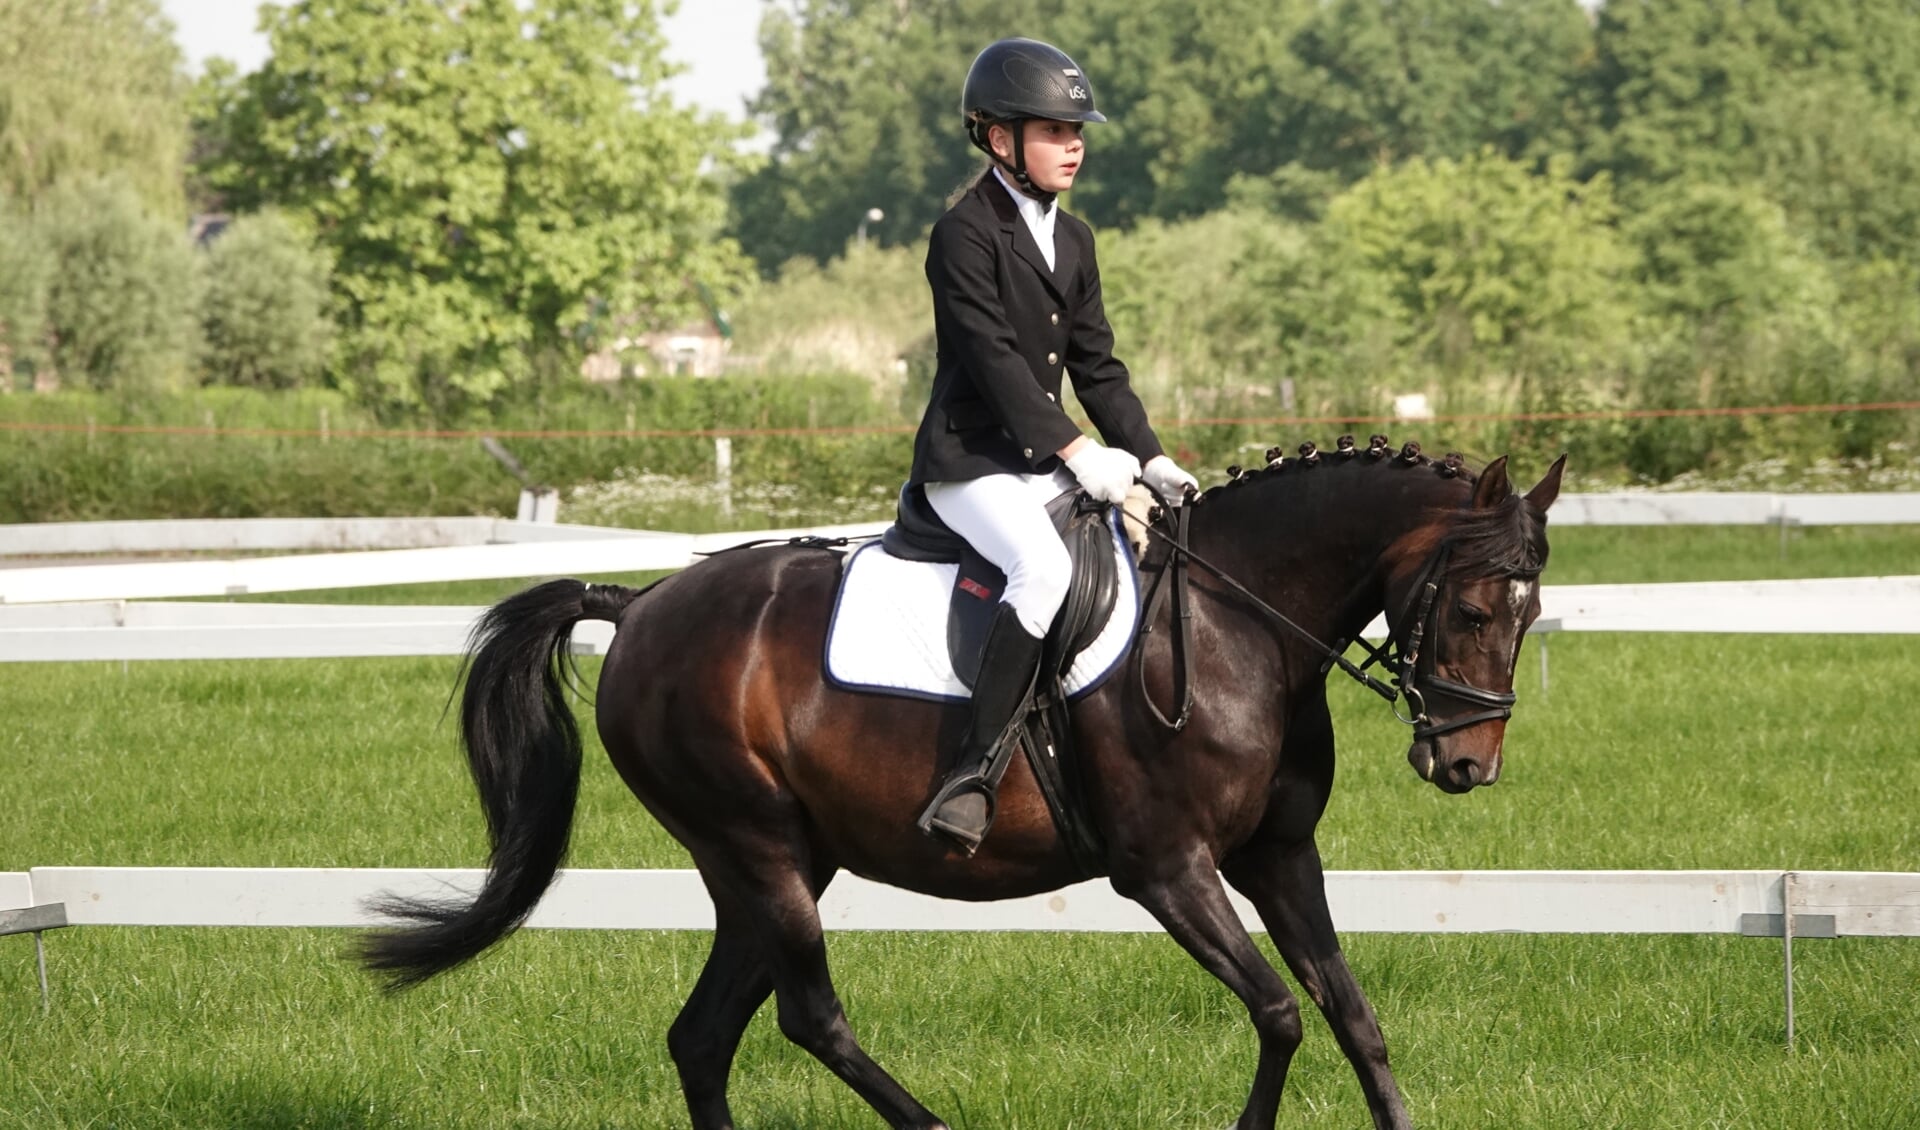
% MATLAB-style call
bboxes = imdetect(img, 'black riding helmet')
[962,38,1106,203]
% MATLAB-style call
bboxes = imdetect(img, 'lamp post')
[856,206,884,248]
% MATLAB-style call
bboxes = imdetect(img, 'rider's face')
[991,119,1085,194]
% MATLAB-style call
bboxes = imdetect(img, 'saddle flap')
[946,494,1120,690]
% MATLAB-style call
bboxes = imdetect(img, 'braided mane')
[1196,433,1474,503]
[1194,433,1545,580]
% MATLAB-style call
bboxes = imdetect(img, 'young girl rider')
[912,37,1198,854]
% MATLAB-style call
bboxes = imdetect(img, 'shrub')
[198,211,334,389]
[39,177,199,391]
[0,199,53,387]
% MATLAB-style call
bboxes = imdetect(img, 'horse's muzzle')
[1407,740,1497,793]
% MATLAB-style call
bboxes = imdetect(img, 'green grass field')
[4,525,1918,1128]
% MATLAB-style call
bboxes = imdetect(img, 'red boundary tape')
[2,400,1917,442]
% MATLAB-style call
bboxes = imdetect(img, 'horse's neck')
[1187,461,1464,647]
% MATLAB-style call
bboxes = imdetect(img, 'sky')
[157,0,770,121]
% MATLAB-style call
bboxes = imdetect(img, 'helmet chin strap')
[1001,120,1057,208]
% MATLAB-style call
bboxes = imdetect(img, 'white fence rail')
[0,517,653,557]
[1,492,1914,606]
[0,522,891,605]
[4,575,1917,662]
[1548,491,1920,527]
[3,494,1915,563]
[5,867,1915,937]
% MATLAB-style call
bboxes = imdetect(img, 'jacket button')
[1047,392,1057,402]
[1046,351,1059,365]
[1023,447,1034,458]
[1050,312,1060,325]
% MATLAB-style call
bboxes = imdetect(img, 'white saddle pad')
[825,512,1140,703]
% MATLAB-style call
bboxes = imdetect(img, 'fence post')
[1783,871,1798,1051]
[714,437,734,516]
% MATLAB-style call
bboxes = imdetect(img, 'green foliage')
[196,0,752,413]
[0,198,53,386]
[1625,182,1833,336]
[199,211,336,389]
[0,0,189,216]
[1258,0,1592,198]
[1242,151,1630,413]
[729,241,930,383]
[733,0,1599,267]
[0,378,903,524]
[38,178,201,392]
[1094,207,1302,397]
[1583,0,1920,238]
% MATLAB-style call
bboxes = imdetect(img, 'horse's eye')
[1455,601,1489,628]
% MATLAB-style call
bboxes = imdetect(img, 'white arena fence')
[1,491,1916,607]
[6,868,1915,1040]
[1,576,1917,663]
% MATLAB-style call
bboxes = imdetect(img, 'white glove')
[1142,454,1200,506]
[1063,441,1141,505]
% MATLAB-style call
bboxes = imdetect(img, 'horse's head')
[1384,454,1566,793]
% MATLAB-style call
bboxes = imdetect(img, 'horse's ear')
[1472,456,1512,509]
[1525,454,1568,512]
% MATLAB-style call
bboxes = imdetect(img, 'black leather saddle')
[882,483,1121,690]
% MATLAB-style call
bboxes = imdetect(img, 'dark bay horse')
[362,439,1566,1130]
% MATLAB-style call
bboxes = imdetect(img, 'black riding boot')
[916,604,1046,855]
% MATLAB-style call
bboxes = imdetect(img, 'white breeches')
[924,468,1076,638]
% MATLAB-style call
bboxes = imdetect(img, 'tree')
[1268,0,1592,196]
[732,0,1043,272]
[0,200,54,387]
[0,0,189,216]
[199,211,335,389]
[1582,0,1920,229]
[199,0,752,411]
[39,178,201,391]
[1238,151,1630,409]
[733,0,1598,269]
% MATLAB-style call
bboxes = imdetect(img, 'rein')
[1122,499,1515,741]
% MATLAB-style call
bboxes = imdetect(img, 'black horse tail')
[358,578,646,989]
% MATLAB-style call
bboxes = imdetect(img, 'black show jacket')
[909,174,1165,485]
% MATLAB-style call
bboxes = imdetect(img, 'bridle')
[1337,543,1519,743]
[1128,500,1519,742]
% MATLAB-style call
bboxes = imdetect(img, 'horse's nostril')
[1449,759,1482,788]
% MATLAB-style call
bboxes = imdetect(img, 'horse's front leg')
[1114,849,1304,1130]
[1223,838,1413,1130]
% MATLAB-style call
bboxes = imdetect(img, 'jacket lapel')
[1050,216,1080,297]
[980,174,1070,304]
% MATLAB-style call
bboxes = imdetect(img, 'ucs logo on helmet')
[1068,85,1088,101]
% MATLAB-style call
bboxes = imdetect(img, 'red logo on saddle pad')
[958,577,995,600]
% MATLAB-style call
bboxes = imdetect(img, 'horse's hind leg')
[1223,839,1413,1130]
[1115,855,1306,1130]
[668,902,775,1130]
[698,852,947,1130]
